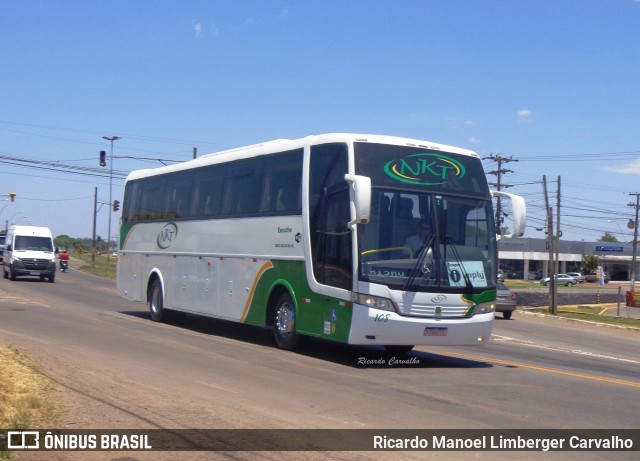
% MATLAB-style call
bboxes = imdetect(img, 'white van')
[2,225,57,283]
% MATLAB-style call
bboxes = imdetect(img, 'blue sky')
[1,0,639,243]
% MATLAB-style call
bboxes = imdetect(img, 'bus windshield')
[354,142,496,292]
[358,191,496,291]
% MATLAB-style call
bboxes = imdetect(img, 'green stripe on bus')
[242,260,353,344]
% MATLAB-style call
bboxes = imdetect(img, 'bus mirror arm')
[491,190,527,239]
[344,174,371,229]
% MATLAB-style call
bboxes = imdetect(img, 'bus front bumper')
[347,304,494,346]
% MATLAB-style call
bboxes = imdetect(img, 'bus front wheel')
[273,292,301,351]
[149,279,166,322]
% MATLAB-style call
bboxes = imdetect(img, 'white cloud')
[468,137,481,145]
[602,159,640,174]
[193,22,203,38]
[516,109,533,123]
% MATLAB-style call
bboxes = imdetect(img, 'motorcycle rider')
[59,248,69,271]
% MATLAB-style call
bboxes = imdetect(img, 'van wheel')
[49,274,55,283]
[149,279,166,322]
[273,292,301,350]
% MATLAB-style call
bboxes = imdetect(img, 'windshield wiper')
[402,233,437,291]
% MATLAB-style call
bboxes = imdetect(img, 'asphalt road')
[0,266,638,461]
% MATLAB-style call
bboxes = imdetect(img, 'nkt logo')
[384,153,466,186]
[157,222,178,249]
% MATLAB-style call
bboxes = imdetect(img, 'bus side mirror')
[491,190,526,239]
[344,174,371,229]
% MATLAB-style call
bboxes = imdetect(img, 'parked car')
[495,281,517,319]
[497,269,505,281]
[566,272,586,283]
[585,272,610,284]
[539,274,579,287]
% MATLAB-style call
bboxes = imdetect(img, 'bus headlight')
[356,293,397,313]
[473,301,496,315]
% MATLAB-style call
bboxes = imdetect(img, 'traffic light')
[113,200,120,211]
[99,151,106,167]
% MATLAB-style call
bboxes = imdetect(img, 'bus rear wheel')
[273,292,301,351]
[149,279,166,322]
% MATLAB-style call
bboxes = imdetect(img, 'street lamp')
[102,135,121,259]
[7,212,31,226]
[607,219,625,241]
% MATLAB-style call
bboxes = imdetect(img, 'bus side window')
[164,172,193,219]
[122,181,140,222]
[223,160,263,216]
[139,178,165,221]
[261,149,303,214]
[193,166,225,218]
[309,143,351,289]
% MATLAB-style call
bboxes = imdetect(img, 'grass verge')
[0,345,63,458]
[73,253,117,279]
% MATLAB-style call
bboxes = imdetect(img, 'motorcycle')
[60,259,69,272]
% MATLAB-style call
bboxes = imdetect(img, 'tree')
[580,255,599,275]
[599,232,618,243]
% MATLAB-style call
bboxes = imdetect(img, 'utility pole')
[102,135,121,263]
[543,175,557,314]
[92,187,97,266]
[629,193,640,292]
[484,154,518,234]
[554,176,561,314]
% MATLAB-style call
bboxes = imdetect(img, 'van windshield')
[15,236,53,252]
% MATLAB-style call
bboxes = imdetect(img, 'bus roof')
[125,133,479,181]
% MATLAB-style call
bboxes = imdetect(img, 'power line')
[0,154,129,179]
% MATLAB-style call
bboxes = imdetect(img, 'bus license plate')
[424,327,448,336]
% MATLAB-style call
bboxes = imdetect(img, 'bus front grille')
[398,304,469,318]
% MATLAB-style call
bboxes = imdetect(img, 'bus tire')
[384,345,414,354]
[149,279,166,322]
[273,292,301,351]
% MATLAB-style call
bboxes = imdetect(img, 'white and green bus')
[117,133,525,352]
